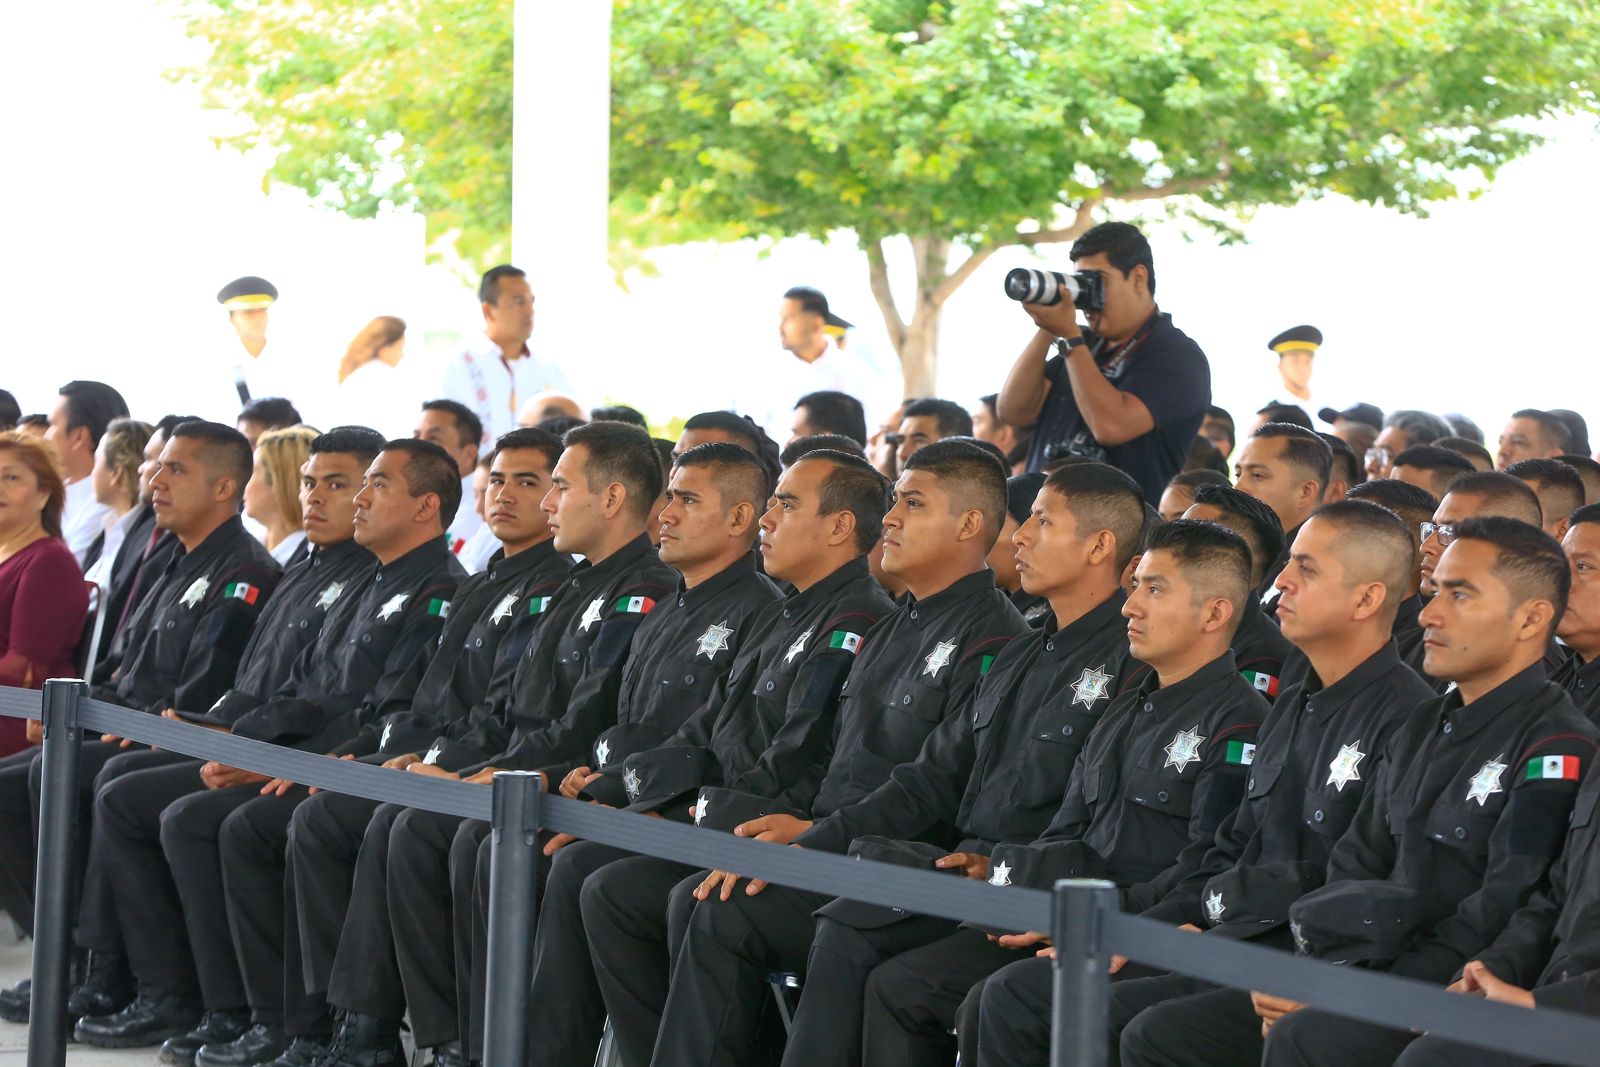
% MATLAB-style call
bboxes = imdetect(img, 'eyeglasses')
[1365,448,1394,465]
[1419,521,1457,547]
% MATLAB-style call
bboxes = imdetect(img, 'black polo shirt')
[1552,651,1600,725]
[1023,311,1210,503]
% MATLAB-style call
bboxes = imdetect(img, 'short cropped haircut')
[490,427,563,473]
[1006,472,1047,527]
[564,421,664,522]
[1309,500,1415,623]
[1345,478,1438,538]
[1505,458,1585,527]
[538,415,585,438]
[1071,221,1156,295]
[782,434,865,467]
[309,426,386,469]
[673,441,771,512]
[1443,413,1485,444]
[590,405,648,428]
[1140,503,1166,552]
[795,391,868,446]
[1384,409,1452,448]
[1190,483,1286,578]
[1570,503,1600,530]
[1436,436,1495,470]
[1445,470,1543,527]
[1392,445,1474,496]
[1143,519,1252,629]
[903,438,1009,546]
[1319,433,1360,487]
[237,396,300,430]
[1510,408,1572,454]
[1550,410,1590,456]
[803,450,891,554]
[478,264,526,305]
[169,421,253,503]
[1184,436,1229,476]
[1170,468,1231,493]
[1255,403,1312,431]
[59,381,130,448]
[156,414,202,440]
[1250,423,1333,491]
[1557,455,1600,506]
[1204,405,1234,432]
[421,398,484,451]
[1453,516,1571,628]
[1042,462,1147,570]
[950,435,1008,472]
[902,398,974,439]
[378,438,463,530]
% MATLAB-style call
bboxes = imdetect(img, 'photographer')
[997,222,1210,502]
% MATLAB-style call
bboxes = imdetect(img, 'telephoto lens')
[1003,268,1072,305]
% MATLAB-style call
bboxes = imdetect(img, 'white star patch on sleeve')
[696,621,733,660]
[579,597,606,633]
[923,640,957,679]
[1163,727,1206,773]
[180,576,211,609]
[1466,754,1508,806]
[1326,742,1366,793]
[1071,666,1112,709]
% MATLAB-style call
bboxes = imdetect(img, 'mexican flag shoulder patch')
[827,630,863,655]
[1241,670,1279,698]
[614,595,657,615]
[224,581,260,605]
[1525,755,1580,781]
[1225,740,1256,766]
[527,595,552,615]
[427,598,451,618]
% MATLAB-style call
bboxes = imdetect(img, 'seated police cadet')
[1505,457,1585,541]
[340,442,778,1067]
[1232,422,1333,611]
[752,462,1144,1067]
[76,437,468,1054]
[518,450,897,1067]
[998,222,1211,503]
[181,429,566,1067]
[1178,484,1292,694]
[1153,518,1597,1067]
[645,439,1028,1067]
[50,428,380,1045]
[981,501,1431,1067]
[992,472,1052,626]
[202,430,573,1067]
[1553,505,1600,724]
[1345,478,1437,655]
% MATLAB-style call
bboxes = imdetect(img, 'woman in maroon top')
[0,432,89,757]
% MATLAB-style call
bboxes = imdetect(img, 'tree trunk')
[867,233,952,399]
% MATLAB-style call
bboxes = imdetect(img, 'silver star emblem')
[594,738,611,767]
[696,620,734,660]
[180,576,210,609]
[579,597,605,633]
[1163,727,1206,773]
[1466,754,1508,807]
[1291,919,1308,954]
[1205,891,1226,924]
[785,628,813,665]
[377,593,409,620]
[422,742,443,765]
[988,861,1012,887]
[923,640,957,679]
[694,793,709,825]
[623,767,642,800]
[1326,741,1366,793]
[490,593,517,625]
[380,722,393,748]
[316,581,346,610]
[1071,666,1112,709]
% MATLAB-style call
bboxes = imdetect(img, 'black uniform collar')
[371,535,452,585]
[567,533,656,592]
[483,537,561,584]
[170,515,251,575]
[1392,595,1424,635]
[903,569,998,626]
[1138,650,1238,708]
[1042,590,1127,659]
[1300,641,1406,721]
[1554,649,1600,693]
[1439,661,1549,740]
[779,555,870,618]
[671,550,760,609]
[302,537,369,571]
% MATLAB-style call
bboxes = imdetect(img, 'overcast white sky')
[2,2,1595,445]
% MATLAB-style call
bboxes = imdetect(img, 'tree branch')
[867,239,907,352]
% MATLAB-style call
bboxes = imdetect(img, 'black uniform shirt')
[1324,664,1599,983]
[552,552,780,783]
[1552,651,1600,726]
[342,538,572,757]
[1144,641,1433,929]
[797,591,1133,855]
[95,515,281,715]
[1120,594,1290,704]
[230,536,466,748]
[1008,587,1054,629]
[1036,652,1267,909]
[1280,594,1425,694]
[806,569,1028,828]
[199,538,376,725]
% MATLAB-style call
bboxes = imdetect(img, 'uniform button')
[911,609,919,620]
[678,597,685,607]
[1313,810,1325,823]
[1143,702,1154,713]
[299,620,308,629]
[362,634,372,644]
[1443,722,1453,734]
[474,638,483,648]
[1157,790,1170,803]
[165,620,175,630]
[765,681,775,692]
[902,695,912,705]
[1248,778,1255,790]
[1061,725,1073,737]
[1045,641,1054,652]
[684,674,696,685]
[783,609,792,619]
[1454,827,1467,840]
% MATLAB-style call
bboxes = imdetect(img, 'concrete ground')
[0,934,161,1064]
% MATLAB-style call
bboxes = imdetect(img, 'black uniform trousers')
[856,927,1028,1067]
[1117,983,1270,1067]
[978,961,1203,1067]
[219,788,327,1035]
[286,790,383,1008]
[1259,1007,1417,1067]
[450,819,491,1058]
[323,801,419,1024]
[0,746,41,935]
[1393,1035,1544,1067]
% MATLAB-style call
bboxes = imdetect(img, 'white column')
[511,0,615,404]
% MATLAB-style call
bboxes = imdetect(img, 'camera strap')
[1096,312,1159,381]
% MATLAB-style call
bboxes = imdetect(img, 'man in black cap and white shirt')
[748,286,898,442]
[214,276,301,421]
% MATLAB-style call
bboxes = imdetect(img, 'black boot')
[0,978,30,1023]
[67,949,135,1020]
[160,1008,252,1064]
[74,993,203,1048]
[271,1036,329,1067]
[312,1012,405,1067]
[430,1040,473,1067]
[196,1022,290,1066]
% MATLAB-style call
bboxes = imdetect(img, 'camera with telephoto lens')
[1003,268,1105,310]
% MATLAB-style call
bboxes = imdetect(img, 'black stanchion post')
[482,770,543,1065]
[29,679,85,1067]
[1049,878,1117,1067]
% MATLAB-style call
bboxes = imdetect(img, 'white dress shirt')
[440,334,573,445]
[744,338,902,443]
[61,478,112,571]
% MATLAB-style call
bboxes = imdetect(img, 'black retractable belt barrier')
[5,683,1600,1067]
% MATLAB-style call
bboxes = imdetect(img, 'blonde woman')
[245,426,319,564]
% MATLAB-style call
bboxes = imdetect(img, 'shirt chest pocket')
[658,655,718,702]
[553,633,586,683]
[878,677,948,756]
[1423,801,1499,857]
[1572,788,1599,830]
[1017,705,1096,808]
[1301,785,1363,841]
[752,663,796,707]
[1126,769,1196,819]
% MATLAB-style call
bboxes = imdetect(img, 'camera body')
[1003,268,1105,311]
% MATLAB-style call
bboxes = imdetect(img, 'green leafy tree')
[178,0,1598,394]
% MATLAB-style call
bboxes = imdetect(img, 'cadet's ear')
[1086,529,1117,567]
[826,508,858,549]
[954,507,988,545]
[414,491,442,526]
[726,500,757,538]
[1514,597,1557,646]
[1202,594,1237,636]
[600,480,628,520]
[1351,579,1388,623]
